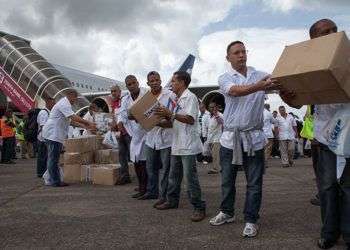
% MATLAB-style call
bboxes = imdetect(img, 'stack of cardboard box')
[62,135,123,186]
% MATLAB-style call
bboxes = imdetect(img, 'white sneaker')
[209,212,235,226]
[242,223,258,237]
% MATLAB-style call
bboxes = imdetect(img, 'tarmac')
[0,157,347,249]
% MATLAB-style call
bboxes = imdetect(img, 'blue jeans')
[45,140,63,185]
[167,155,206,211]
[145,145,171,199]
[318,143,350,243]
[219,146,264,223]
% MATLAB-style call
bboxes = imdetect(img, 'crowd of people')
[0,18,349,249]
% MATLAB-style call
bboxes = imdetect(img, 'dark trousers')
[37,140,48,177]
[219,146,264,223]
[1,136,16,163]
[46,140,63,185]
[311,141,320,195]
[134,161,147,194]
[117,134,131,182]
[318,143,350,244]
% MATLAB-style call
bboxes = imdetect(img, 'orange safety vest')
[0,118,15,138]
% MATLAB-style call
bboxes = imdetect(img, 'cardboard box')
[81,164,97,183]
[64,135,97,153]
[92,164,121,186]
[272,31,350,106]
[64,152,94,165]
[63,164,82,183]
[94,149,119,164]
[129,91,162,131]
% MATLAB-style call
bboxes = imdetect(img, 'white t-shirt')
[275,114,297,141]
[314,104,345,146]
[207,112,223,143]
[171,89,202,155]
[263,109,274,139]
[42,97,75,144]
[37,109,49,142]
[219,66,268,151]
[145,88,175,150]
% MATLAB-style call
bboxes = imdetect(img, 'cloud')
[0,0,234,84]
[262,0,350,12]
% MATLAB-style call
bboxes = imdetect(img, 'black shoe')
[310,197,320,206]
[155,201,178,210]
[52,182,69,187]
[317,238,336,249]
[131,192,145,199]
[137,194,158,200]
[116,178,131,185]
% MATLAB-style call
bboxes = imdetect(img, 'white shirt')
[37,109,49,142]
[198,111,210,138]
[219,66,268,151]
[171,89,203,155]
[207,112,223,143]
[42,97,75,144]
[145,88,175,150]
[314,104,345,146]
[275,114,297,140]
[263,109,274,139]
[117,88,148,162]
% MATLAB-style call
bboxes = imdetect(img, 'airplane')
[0,30,222,116]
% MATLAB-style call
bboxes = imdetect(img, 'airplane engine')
[91,96,112,113]
[201,90,225,112]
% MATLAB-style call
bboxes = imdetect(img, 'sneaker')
[209,212,235,226]
[242,223,258,237]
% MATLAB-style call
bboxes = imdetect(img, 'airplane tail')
[165,54,195,89]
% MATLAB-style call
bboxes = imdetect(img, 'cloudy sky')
[1,0,349,116]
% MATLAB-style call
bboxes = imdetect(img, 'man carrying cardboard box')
[280,19,350,249]
[117,75,148,198]
[139,71,174,204]
[208,41,279,237]
[42,89,96,187]
[154,71,206,222]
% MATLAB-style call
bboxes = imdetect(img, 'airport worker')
[280,19,350,249]
[117,75,148,198]
[42,90,96,187]
[141,71,174,206]
[154,70,206,222]
[0,109,17,164]
[208,41,279,237]
[36,97,55,177]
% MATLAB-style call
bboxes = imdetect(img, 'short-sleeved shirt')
[275,114,297,140]
[171,89,202,155]
[42,97,75,144]
[198,111,210,138]
[37,109,50,142]
[207,112,223,143]
[219,66,269,151]
[263,109,274,139]
[145,88,175,150]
